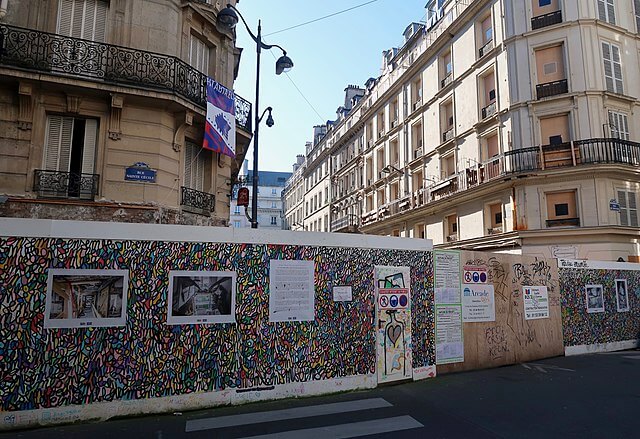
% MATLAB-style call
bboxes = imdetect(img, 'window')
[184,141,207,191]
[535,45,565,84]
[190,34,210,74]
[441,153,456,178]
[635,0,640,33]
[234,206,240,214]
[618,190,638,226]
[608,111,629,139]
[602,41,623,94]
[43,115,98,198]
[272,188,277,195]
[546,191,579,226]
[271,216,277,225]
[540,114,570,145]
[487,203,503,234]
[233,220,241,228]
[445,214,458,241]
[57,0,108,42]
[597,0,616,25]
[271,201,277,208]
[440,50,453,87]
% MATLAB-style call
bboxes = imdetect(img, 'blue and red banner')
[204,78,236,158]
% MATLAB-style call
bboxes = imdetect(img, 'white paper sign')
[462,284,495,322]
[435,251,461,305]
[333,286,353,302]
[523,286,550,320]
[269,260,315,322]
[436,305,464,364]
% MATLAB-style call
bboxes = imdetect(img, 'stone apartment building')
[284,0,640,261]
[0,0,252,226]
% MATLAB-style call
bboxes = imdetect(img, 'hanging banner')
[204,78,236,158]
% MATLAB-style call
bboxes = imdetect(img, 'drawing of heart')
[387,324,402,346]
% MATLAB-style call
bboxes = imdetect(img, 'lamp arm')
[225,3,278,51]
[258,106,273,124]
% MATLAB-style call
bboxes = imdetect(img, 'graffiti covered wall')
[0,219,434,430]
[559,259,640,355]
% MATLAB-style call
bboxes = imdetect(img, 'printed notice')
[435,251,461,304]
[436,305,464,364]
[269,260,315,322]
[333,286,353,302]
[462,284,495,322]
[523,286,549,320]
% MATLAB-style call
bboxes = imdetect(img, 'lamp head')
[217,5,239,31]
[275,54,294,75]
[266,113,274,127]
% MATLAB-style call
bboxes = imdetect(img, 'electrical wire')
[264,0,382,37]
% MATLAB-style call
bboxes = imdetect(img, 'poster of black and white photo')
[615,279,630,312]
[167,271,236,324]
[585,284,604,314]
[44,269,129,328]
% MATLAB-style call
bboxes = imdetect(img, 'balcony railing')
[374,138,639,224]
[33,170,99,200]
[536,79,568,99]
[442,128,454,143]
[487,225,503,235]
[441,73,453,89]
[0,24,252,132]
[478,39,494,58]
[481,101,497,119]
[331,214,359,232]
[546,218,580,227]
[181,186,215,214]
[531,10,563,30]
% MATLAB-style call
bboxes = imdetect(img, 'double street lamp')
[217,4,293,229]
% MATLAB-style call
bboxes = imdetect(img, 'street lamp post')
[217,4,293,229]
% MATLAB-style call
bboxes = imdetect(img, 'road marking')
[622,355,640,360]
[238,416,423,439]
[522,363,575,373]
[185,398,392,432]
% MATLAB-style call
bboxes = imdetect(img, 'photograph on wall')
[585,284,605,314]
[615,279,630,312]
[44,269,129,328]
[269,260,315,322]
[167,271,236,325]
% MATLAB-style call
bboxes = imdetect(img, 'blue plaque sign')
[125,163,156,182]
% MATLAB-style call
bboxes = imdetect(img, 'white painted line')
[185,398,392,432]
[238,416,423,439]
[622,355,640,360]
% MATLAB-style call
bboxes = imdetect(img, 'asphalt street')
[3,349,640,439]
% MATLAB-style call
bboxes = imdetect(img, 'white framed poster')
[462,284,495,322]
[585,284,605,314]
[44,269,129,329]
[333,286,353,302]
[167,271,236,325]
[435,305,464,364]
[434,250,461,304]
[615,279,630,312]
[523,286,550,320]
[269,260,315,322]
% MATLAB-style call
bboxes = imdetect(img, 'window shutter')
[93,0,108,42]
[618,190,629,226]
[194,150,205,192]
[58,0,74,36]
[58,0,107,41]
[606,0,616,24]
[44,116,74,172]
[611,44,623,93]
[602,42,614,92]
[81,119,98,174]
[635,0,640,32]
[184,142,194,188]
[629,192,638,227]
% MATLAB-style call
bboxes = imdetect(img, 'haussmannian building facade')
[284,0,640,262]
[0,0,252,226]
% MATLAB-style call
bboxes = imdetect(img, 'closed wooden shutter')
[190,34,209,74]
[58,0,108,42]
[44,115,74,172]
[184,142,205,192]
[618,190,638,227]
[81,119,98,174]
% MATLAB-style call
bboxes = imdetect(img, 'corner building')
[291,0,639,261]
[0,0,252,226]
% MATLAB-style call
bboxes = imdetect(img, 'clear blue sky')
[233,0,427,173]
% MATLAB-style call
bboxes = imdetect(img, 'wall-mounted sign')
[463,265,487,284]
[125,162,156,182]
[609,199,620,212]
[237,187,250,207]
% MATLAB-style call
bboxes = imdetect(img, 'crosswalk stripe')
[238,416,424,439]
[185,398,393,432]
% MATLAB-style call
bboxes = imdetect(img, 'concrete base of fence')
[564,339,639,356]
[0,374,377,431]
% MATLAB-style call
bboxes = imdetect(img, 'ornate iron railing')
[531,10,563,30]
[0,24,252,132]
[33,170,99,200]
[478,39,494,58]
[536,79,568,99]
[481,102,497,119]
[181,186,215,213]
[546,218,580,227]
[330,214,359,232]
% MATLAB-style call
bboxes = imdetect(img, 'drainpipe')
[0,0,7,20]
[511,186,518,231]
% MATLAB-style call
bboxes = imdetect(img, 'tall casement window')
[602,41,623,94]
[190,34,210,75]
[597,0,616,25]
[44,115,98,176]
[618,190,638,227]
[608,111,629,139]
[184,141,207,192]
[635,0,640,33]
[57,0,108,42]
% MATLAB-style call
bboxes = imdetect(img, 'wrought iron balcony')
[531,10,563,30]
[441,73,453,89]
[487,226,503,235]
[330,214,359,232]
[0,24,252,133]
[536,79,568,99]
[546,218,580,228]
[181,186,215,214]
[481,102,497,119]
[478,39,494,58]
[442,128,454,143]
[33,170,99,200]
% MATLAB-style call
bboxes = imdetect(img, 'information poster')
[462,284,495,322]
[269,260,315,322]
[435,306,464,364]
[434,250,463,364]
[333,286,353,302]
[523,286,550,320]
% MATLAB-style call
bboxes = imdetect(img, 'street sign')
[125,163,156,182]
